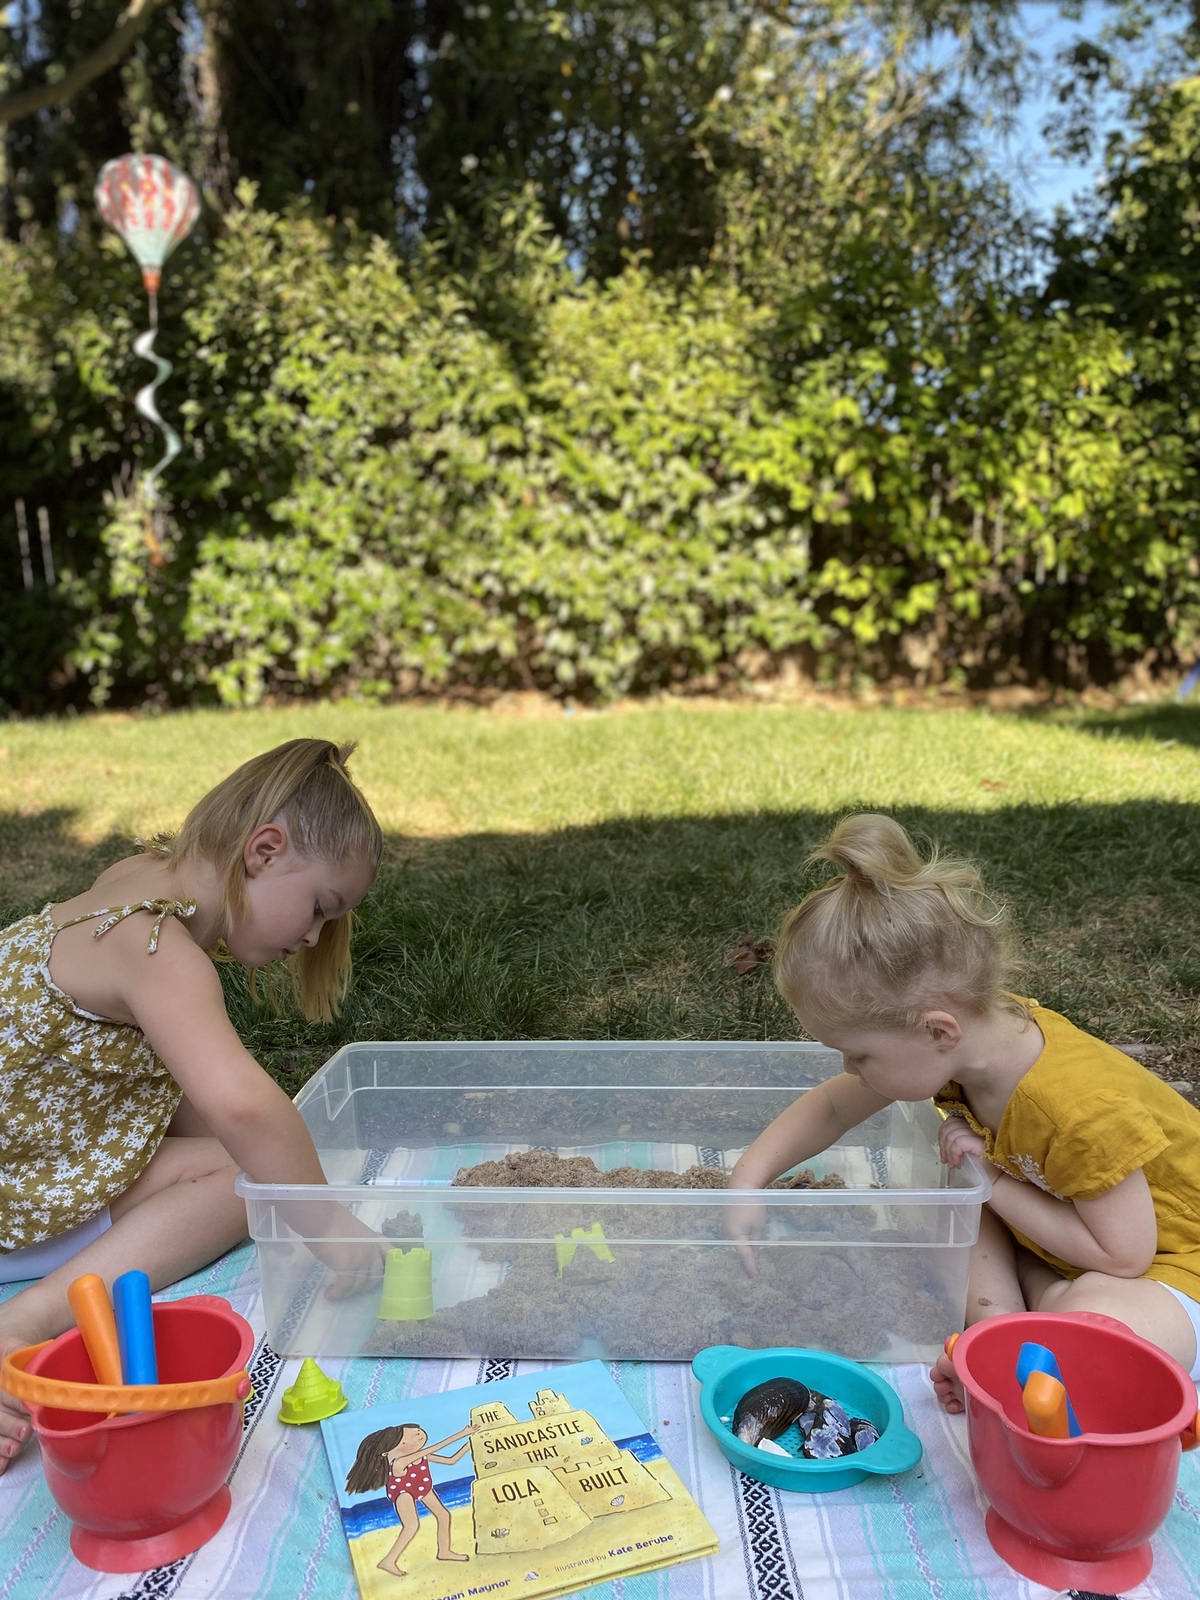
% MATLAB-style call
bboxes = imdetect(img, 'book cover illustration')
[321,1359,719,1600]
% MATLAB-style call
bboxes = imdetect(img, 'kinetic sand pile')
[366,1153,947,1362]
[450,1149,848,1192]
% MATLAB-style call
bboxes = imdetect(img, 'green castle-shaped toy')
[278,1358,348,1425]
[378,1246,435,1320]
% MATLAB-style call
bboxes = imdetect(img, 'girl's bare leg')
[933,1215,1198,1411]
[1034,1271,1197,1373]
[0,1136,245,1472]
[1015,1248,1064,1308]
[377,1494,421,1576]
[427,1491,470,1560]
[931,1207,1027,1412]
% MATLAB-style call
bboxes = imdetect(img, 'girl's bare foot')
[0,1327,37,1474]
[930,1350,966,1413]
[376,1559,407,1577]
[438,1550,469,1561]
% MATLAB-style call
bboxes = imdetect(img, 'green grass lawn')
[3,699,1199,1092]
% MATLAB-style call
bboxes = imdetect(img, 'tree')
[0,0,172,127]
[2,1,1032,255]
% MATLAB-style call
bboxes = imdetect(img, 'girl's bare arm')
[985,1166,1158,1277]
[123,934,326,1185]
[730,1074,894,1188]
[118,926,385,1292]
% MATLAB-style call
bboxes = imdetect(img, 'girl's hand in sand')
[319,1242,390,1299]
[938,1114,985,1169]
[304,1207,391,1299]
[723,1200,766,1277]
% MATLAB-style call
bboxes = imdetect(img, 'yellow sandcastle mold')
[278,1357,348,1425]
[554,1222,616,1276]
[378,1246,434,1321]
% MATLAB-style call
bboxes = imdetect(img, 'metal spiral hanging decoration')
[94,154,200,561]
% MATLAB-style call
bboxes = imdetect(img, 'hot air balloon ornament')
[94,154,200,563]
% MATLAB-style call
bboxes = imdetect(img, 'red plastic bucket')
[950,1310,1200,1591]
[23,1295,254,1574]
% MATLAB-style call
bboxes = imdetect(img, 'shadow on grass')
[1072,703,1200,747]
[0,808,136,924]
[5,802,1200,1090]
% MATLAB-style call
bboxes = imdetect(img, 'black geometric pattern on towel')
[478,1357,515,1383]
[112,1559,190,1600]
[730,1462,805,1599]
[357,1147,394,1185]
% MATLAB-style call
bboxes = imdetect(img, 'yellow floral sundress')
[934,999,1200,1304]
[0,899,195,1253]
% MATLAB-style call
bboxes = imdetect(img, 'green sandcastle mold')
[278,1357,348,1425]
[554,1222,616,1277]
[379,1246,434,1321]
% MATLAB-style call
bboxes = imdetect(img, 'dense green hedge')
[2,189,1198,710]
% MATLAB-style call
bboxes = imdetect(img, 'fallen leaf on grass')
[979,778,1009,792]
[728,935,774,977]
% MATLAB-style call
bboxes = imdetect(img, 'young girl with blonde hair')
[0,738,385,1469]
[730,813,1200,1407]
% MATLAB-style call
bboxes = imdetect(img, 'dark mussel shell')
[732,1377,812,1446]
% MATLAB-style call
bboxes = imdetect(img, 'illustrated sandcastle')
[467,1388,670,1554]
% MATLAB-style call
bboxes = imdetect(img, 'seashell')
[491,1528,510,1538]
[797,1392,878,1459]
[733,1377,811,1446]
[733,1376,877,1458]
[756,1438,792,1457]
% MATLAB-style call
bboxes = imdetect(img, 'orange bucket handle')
[1,1341,252,1414]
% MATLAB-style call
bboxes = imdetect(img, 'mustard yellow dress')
[934,999,1200,1304]
[0,899,194,1253]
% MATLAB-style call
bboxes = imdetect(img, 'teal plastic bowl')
[692,1344,923,1493]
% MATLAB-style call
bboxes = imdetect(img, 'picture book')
[320,1359,719,1600]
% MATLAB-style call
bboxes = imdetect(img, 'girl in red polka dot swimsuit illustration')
[344,1420,477,1579]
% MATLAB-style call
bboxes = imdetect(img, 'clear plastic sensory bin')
[237,1042,989,1364]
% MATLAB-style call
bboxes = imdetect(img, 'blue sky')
[1003,0,1184,219]
[1007,2,1106,216]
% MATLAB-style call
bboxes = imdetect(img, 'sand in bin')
[369,1153,949,1362]
[451,1149,846,1191]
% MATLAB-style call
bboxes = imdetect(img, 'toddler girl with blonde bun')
[731,813,1200,1407]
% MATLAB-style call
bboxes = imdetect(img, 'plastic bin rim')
[301,1081,866,1090]
[235,1158,990,1205]
[306,1039,842,1051]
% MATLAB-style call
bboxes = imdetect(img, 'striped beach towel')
[2,1243,1198,1600]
